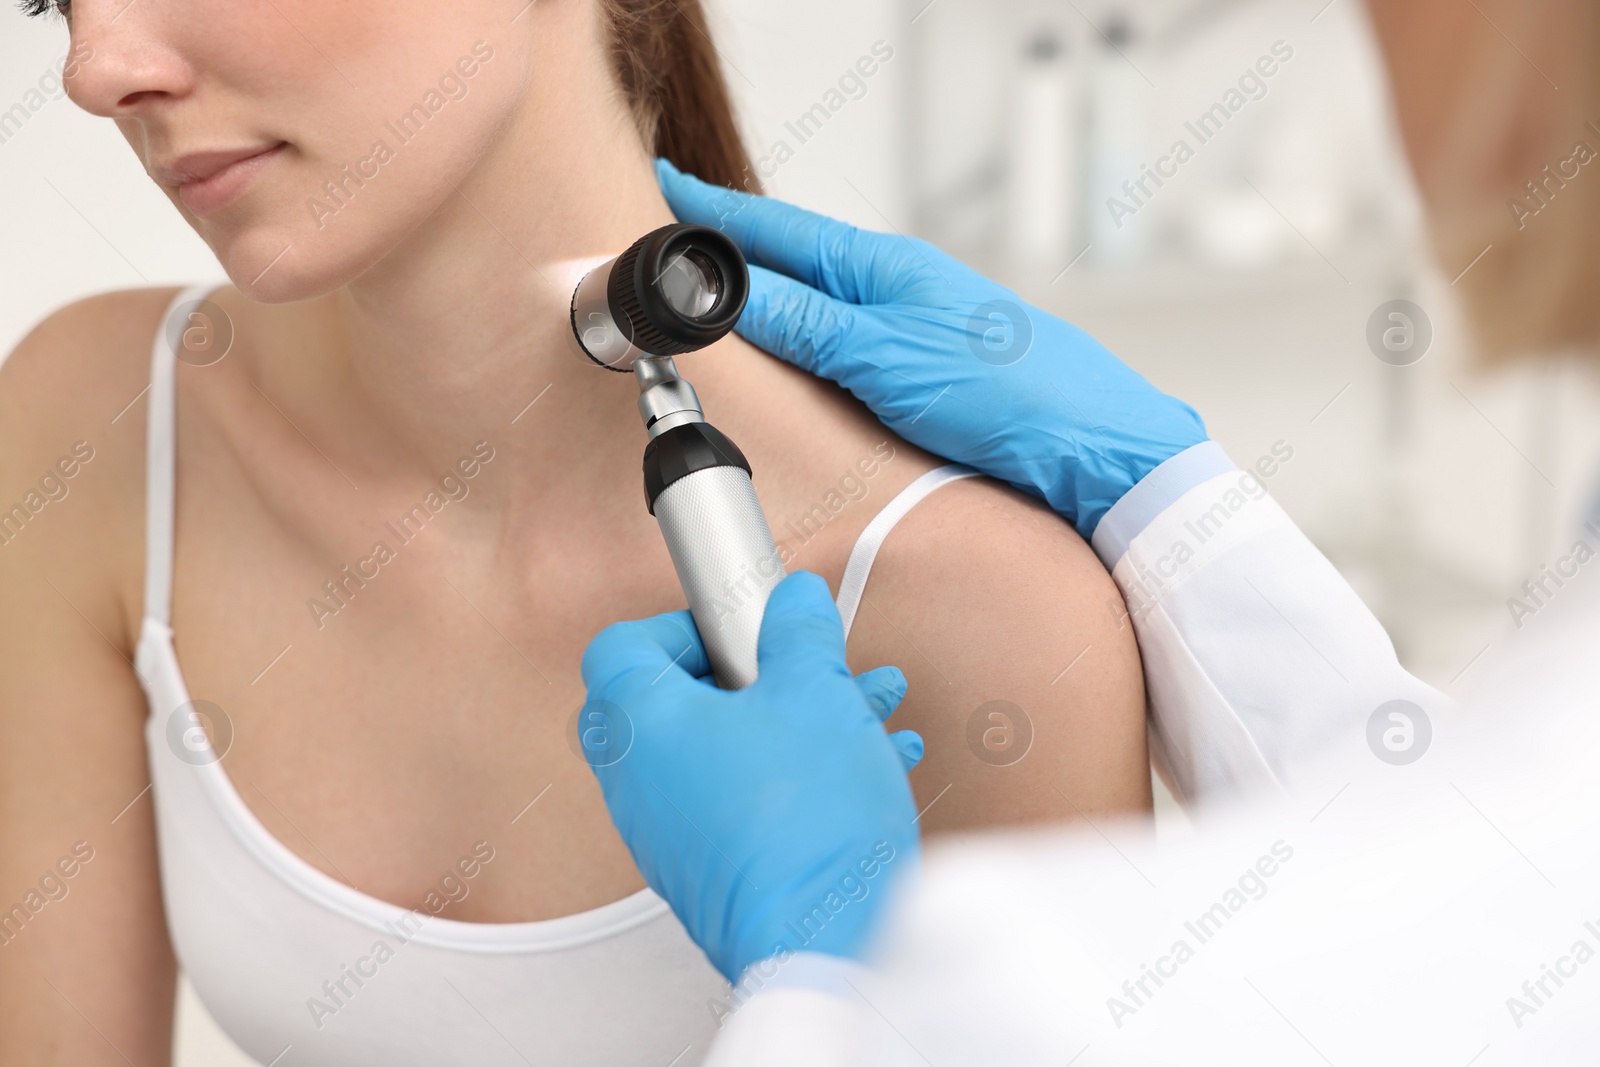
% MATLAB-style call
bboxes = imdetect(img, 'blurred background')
[4,0,1597,1060]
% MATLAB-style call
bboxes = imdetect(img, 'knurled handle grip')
[651,465,786,689]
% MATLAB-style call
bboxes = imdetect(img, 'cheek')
[268,0,388,57]
[179,4,531,302]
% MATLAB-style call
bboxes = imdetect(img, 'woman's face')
[62,0,549,300]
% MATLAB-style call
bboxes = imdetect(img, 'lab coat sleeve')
[704,954,873,1067]
[1089,441,1449,805]
[704,986,865,1067]
[706,719,1600,1067]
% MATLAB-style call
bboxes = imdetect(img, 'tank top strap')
[835,463,980,639]
[144,284,226,626]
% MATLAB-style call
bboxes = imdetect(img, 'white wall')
[708,0,911,227]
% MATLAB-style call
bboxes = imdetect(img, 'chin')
[205,213,390,304]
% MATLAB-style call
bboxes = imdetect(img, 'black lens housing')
[641,421,751,515]
[606,224,749,357]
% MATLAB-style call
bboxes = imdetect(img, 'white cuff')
[1091,441,1237,568]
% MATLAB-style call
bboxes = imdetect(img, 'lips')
[155,142,288,218]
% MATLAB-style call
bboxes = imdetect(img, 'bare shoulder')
[0,286,182,645]
[859,474,1134,672]
[0,286,182,453]
[0,288,182,1061]
[844,475,1152,829]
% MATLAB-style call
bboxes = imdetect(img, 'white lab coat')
[704,450,1600,1064]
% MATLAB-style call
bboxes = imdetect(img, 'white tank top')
[134,285,977,1066]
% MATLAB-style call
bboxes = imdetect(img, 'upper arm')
[842,477,1151,833]
[0,291,179,1064]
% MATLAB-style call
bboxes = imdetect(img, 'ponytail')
[603,0,760,193]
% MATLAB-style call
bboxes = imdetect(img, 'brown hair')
[602,0,760,194]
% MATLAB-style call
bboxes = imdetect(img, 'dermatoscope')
[570,224,784,689]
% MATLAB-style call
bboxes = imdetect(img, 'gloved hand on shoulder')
[657,158,1210,537]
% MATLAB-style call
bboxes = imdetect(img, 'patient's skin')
[0,0,1148,1059]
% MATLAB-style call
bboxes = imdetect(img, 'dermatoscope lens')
[657,249,722,319]
[570,223,750,369]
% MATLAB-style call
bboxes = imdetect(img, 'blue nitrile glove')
[657,158,1210,537]
[578,571,922,984]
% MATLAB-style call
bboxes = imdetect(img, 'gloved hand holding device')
[579,571,922,985]
[656,158,1210,537]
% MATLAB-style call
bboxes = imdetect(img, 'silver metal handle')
[651,465,786,689]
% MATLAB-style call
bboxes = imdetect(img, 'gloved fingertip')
[654,157,716,219]
[882,663,908,691]
[891,729,924,773]
[853,665,908,723]
[756,572,850,680]
[654,157,693,194]
[580,608,711,692]
[768,569,834,609]
[759,571,838,632]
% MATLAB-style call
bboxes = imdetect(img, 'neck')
[272,38,680,508]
